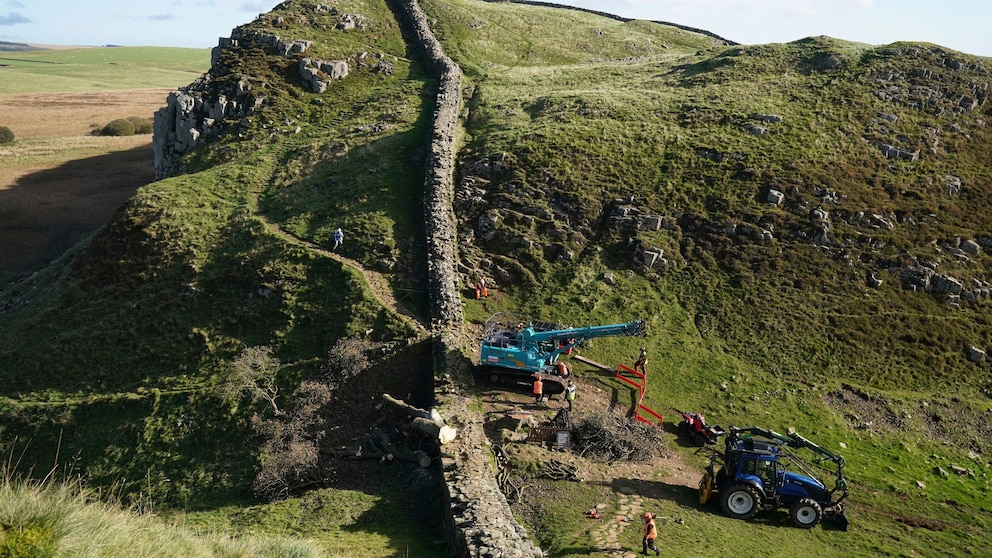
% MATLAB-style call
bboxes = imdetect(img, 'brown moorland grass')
[0,88,173,137]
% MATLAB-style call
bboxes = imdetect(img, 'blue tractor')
[698,426,849,529]
[478,312,647,395]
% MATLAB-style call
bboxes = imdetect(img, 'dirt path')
[251,198,428,336]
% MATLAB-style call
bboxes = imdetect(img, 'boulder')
[766,189,785,206]
[967,346,986,363]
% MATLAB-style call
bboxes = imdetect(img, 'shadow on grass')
[0,143,152,279]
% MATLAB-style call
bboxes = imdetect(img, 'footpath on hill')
[251,193,428,336]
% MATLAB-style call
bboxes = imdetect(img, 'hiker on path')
[332,228,344,251]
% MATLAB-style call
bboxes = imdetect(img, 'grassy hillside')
[0,0,990,556]
[0,476,326,558]
[422,0,992,555]
[1,2,444,556]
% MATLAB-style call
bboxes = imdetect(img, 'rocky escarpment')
[153,2,362,178]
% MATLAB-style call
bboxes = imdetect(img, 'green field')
[0,47,211,93]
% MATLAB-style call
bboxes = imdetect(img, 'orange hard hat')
[643,512,652,519]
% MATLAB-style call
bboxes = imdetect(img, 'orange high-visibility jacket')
[644,518,657,540]
[533,377,543,395]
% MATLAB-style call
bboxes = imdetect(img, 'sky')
[0,0,990,57]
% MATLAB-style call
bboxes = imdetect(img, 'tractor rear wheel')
[790,498,823,528]
[720,484,760,520]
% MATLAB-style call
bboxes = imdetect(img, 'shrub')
[127,116,154,134]
[100,118,136,136]
[0,125,14,144]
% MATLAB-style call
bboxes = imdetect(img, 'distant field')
[0,46,210,94]
[0,89,174,137]
[0,46,209,283]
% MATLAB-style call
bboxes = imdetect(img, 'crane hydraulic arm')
[518,320,647,346]
[478,313,647,394]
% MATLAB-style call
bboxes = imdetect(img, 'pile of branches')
[541,459,579,481]
[572,412,667,463]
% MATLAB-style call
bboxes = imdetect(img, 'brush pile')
[572,413,667,462]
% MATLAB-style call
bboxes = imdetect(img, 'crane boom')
[479,313,647,378]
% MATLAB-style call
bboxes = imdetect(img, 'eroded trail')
[252,197,428,336]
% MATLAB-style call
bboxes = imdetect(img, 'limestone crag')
[154,22,321,178]
[299,58,350,93]
[154,17,345,178]
[153,74,264,178]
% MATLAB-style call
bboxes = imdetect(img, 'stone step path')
[589,493,646,557]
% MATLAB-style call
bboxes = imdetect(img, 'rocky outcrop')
[299,57,350,93]
[153,24,318,178]
[154,8,362,178]
[153,75,264,178]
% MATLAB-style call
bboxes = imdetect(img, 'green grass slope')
[422,0,992,555]
[0,476,326,558]
[0,0,990,556]
[0,1,444,556]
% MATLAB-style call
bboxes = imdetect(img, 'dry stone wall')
[393,0,543,556]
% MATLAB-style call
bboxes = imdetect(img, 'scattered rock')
[967,346,986,363]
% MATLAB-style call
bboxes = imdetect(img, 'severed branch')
[382,393,457,444]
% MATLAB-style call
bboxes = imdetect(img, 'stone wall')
[392,0,543,556]
[153,0,544,553]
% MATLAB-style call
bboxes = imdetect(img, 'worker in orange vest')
[474,278,488,299]
[532,374,544,404]
[642,512,659,555]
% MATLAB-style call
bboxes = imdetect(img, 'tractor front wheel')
[790,498,823,528]
[720,484,760,520]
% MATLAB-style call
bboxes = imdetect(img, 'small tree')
[0,125,14,144]
[253,380,333,499]
[222,346,284,415]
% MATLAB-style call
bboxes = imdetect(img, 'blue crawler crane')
[478,312,647,395]
[698,426,849,529]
